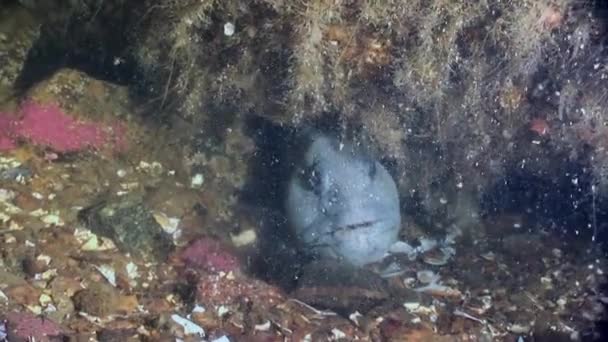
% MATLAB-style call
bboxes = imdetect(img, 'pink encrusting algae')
[176,237,240,273]
[0,101,128,153]
[0,115,17,151]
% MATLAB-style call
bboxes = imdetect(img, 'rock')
[196,272,285,311]
[293,261,392,314]
[26,69,132,122]
[1,69,131,154]
[47,276,80,323]
[174,237,240,273]
[97,328,139,342]
[2,311,65,341]
[79,194,174,261]
[71,283,119,317]
[0,100,127,154]
[0,3,38,89]
[5,283,41,307]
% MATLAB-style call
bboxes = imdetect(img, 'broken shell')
[422,249,450,266]
[41,213,64,227]
[0,212,10,223]
[389,240,415,254]
[171,314,205,336]
[403,277,416,287]
[153,211,180,235]
[75,228,117,251]
[124,262,139,288]
[254,320,271,331]
[417,238,438,253]
[508,324,531,334]
[349,311,363,326]
[29,208,47,217]
[466,295,493,315]
[36,254,52,266]
[95,264,117,287]
[416,270,439,284]
[217,305,230,317]
[39,293,53,307]
[480,251,496,261]
[0,289,8,302]
[230,229,256,247]
[379,262,406,278]
[191,173,204,188]
[331,328,346,339]
[0,188,16,201]
[415,282,462,298]
[403,301,435,315]
[36,269,58,281]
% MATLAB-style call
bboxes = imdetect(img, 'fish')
[285,132,401,266]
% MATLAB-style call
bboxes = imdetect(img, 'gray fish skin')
[285,133,401,266]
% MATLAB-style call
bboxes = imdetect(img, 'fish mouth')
[299,217,395,249]
[300,219,381,244]
[335,220,382,232]
[332,219,386,234]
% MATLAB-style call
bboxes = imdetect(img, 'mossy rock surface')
[80,194,174,261]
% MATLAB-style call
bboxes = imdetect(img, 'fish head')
[286,134,401,266]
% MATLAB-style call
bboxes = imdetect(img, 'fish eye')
[300,160,322,194]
